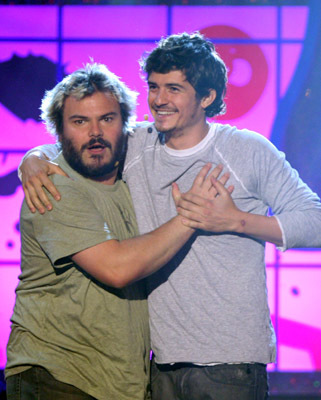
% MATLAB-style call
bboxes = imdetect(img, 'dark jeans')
[6,366,96,400]
[151,359,269,400]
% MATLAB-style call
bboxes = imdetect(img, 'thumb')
[171,182,181,207]
[48,162,69,177]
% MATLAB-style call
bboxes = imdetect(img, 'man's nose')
[89,120,102,137]
[154,89,168,106]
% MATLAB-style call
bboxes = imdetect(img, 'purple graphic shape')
[0,170,21,196]
[0,54,65,122]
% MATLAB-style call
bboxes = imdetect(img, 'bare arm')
[176,178,283,247]
[69,164,232,288]
[20,150,67,214]
[72,214,193,288]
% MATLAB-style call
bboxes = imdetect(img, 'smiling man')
[123,33,321,400]
[147,69,215,148]
[17,33,321,400]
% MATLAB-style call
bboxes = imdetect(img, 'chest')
[90,186,139,240]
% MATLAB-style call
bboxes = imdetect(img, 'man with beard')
[5,63,228,400]
[18,33,321,400]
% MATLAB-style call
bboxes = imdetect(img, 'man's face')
[61,91,125,183]
[147,70,206,138]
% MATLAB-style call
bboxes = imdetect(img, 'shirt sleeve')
[28,175,115,268]
[253,135,321,251]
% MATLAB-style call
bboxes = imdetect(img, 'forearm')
[118,216,194,282]
[73,215,194,288]
[28,143,60,160]
[176,181,283,246]
[233,211,283,247]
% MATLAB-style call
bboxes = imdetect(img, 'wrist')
[175,215,196,234]
[235,211,248,234]
[28,152,48,161]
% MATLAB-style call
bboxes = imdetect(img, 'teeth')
[157,111,175,115]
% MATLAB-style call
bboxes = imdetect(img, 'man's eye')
[170,86,180,92]
[74,120,84,125]
[104,117,112,122]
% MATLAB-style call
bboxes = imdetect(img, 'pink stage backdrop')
[0,4,320,371]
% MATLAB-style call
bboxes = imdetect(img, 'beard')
[61,134,126,180]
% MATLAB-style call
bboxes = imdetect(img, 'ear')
[201,89,216,109]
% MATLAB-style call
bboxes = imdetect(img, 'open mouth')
[88,143,105,150]
[86,143,108,154]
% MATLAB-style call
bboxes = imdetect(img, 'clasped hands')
[172,163,241,233]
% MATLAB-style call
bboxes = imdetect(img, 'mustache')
[81,137,112,151]
[153,105,177,112]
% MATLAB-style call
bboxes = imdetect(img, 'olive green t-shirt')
[6,154,150,400]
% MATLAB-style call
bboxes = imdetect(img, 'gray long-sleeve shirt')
[123,122,321,365]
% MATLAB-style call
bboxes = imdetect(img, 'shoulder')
[51,174,86,195]
[134,121,155,133]
[129,121,158,142]
[41,175,99,219]
[50,155,97,196]
[214,123,279,155]
[125,122,159,166]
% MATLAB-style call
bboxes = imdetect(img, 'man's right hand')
[172,163,234,206]
[21,153,68,214]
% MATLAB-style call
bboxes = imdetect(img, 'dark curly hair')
[140,32,228,118]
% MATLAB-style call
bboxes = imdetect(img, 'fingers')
[23,172,61,214]
[205,170,229,197]
[227,185,234,194]
[23,183,47,214]
[191,163,212,190]
[23,177,53,214]
[177,206,202,225]
[211,177,228,197]
[178,193,210,209]
[20,157,66,214]
[181,218,202,230]
[176,195,212,229]
[202,164,223,192]
[24,186,37,213]
[218,171,230,187]
[190,163,227,200]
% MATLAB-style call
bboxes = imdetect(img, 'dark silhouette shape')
[0,54,66,121]
[0,169,21,196]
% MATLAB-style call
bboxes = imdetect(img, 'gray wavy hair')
[40,63,138,136]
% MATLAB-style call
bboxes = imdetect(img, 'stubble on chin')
[60,134,126,179]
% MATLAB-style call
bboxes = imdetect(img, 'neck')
[165,121,210,150]
[90,168,119,185]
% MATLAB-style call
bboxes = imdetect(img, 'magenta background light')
[0,4,320,371]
